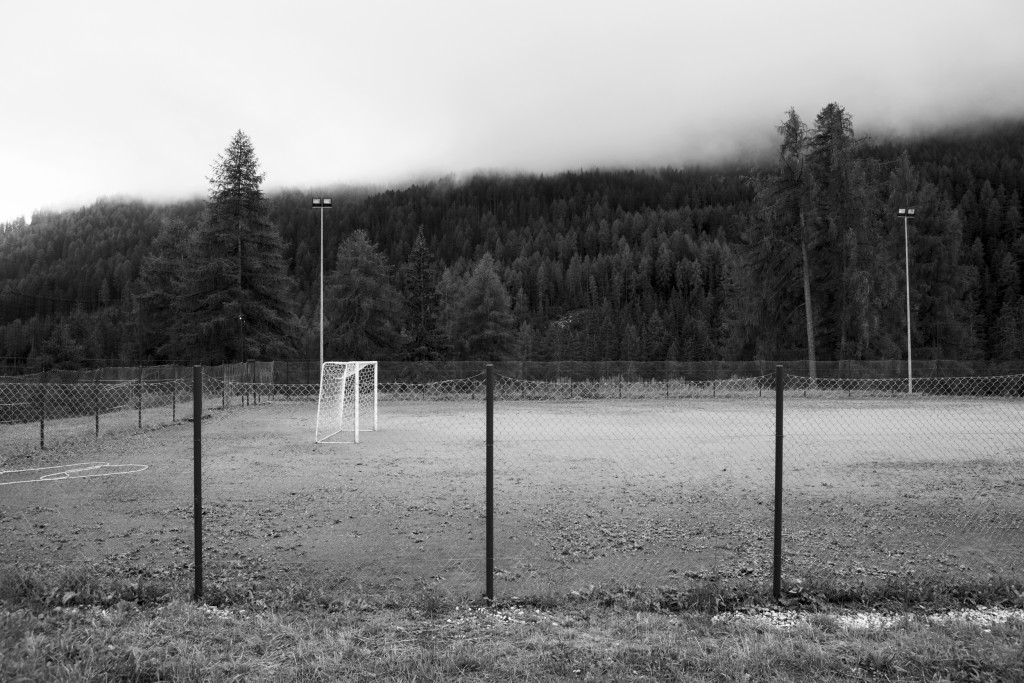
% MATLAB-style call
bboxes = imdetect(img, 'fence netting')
[199,371,489,599]
[782,374,1023,584]
[0,381,195,597]
[1,365,1021,603]
[492,374,777,598]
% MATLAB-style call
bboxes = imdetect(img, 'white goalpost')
[315,361,378,444]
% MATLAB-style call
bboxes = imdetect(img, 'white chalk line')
[0,461,149,486]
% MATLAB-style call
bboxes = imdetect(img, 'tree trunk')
[800,218,817,381]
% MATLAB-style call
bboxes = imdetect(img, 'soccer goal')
[315,361,378,444]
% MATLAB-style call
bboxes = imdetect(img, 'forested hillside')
[1,113,1022,370]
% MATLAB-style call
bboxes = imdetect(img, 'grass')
[2,565,1022,682]
[3,398,1022,679]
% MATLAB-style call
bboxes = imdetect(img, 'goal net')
[315,361,378,443]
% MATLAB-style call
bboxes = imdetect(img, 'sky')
[2,0,1024,224]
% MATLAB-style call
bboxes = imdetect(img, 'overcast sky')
[3,0,1023,224]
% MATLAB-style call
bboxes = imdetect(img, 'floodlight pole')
[898,208,915,394]
[312,198,333,369]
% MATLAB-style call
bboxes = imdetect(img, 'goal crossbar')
[315,361,378,443]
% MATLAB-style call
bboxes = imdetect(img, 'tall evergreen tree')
[452,253,515,359]
[325,230,403,359]
[136,218,197,360]
[170,131,298,363]
[887,154,979,359]
[749,108,820,373]
[807,103,888,359]
[400,226,448,359]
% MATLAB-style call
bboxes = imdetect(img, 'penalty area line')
[0,462,150,486]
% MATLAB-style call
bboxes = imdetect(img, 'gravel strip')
[712,606,1024,630]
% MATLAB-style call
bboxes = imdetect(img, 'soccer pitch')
[1,396,1021,598]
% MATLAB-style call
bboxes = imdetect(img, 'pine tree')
[453,253,515,359]
[325,230,403,359]
[806,103,886,359]
[136,218,196,360]
[748,108,820,372]
[39,322,86,370]
[170,131,299,363]
[400,226,447,359]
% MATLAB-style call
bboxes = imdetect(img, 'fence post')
[221,365,226,409]
[94,373,100,438]
[193,365,203,601]
[39,370,46,450]
[172,366,177,422]
[251,359,258,405]
[137,365,143,429]
[486,363,494,603]
[773,364,784,600]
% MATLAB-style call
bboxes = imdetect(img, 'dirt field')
[1,396,1021,599]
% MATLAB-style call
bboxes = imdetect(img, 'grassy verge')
[2,565,1022,682]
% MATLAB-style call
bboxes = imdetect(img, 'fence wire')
[1,366,1021,603]
[198,372,489,599]
[782,374,1023,584]
[0,385,194,596]
[490,374,777,598]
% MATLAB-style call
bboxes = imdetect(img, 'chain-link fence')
[0,364,272,600]
[488,374,777,599]
[2,364,1021,603]
[782,374,1024,585]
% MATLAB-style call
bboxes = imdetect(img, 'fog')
[3,0,1023,224]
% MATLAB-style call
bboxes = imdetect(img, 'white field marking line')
[0,461,149,486]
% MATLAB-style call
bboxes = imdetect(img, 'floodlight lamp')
[908,208,915,216]
[323,198,332,207]
[312,198,323,207]
[898,208,906,216]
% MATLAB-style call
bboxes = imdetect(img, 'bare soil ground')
[1,396,1021,600]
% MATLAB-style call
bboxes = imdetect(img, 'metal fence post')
[137,365,143,429]
[193,365,203,601]
[486,364,494,603]
[39,370,46,450]
[94,373,100,438]
[248,359,256,405]
[773,364,784,600]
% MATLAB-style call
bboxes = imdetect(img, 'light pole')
[898,207,915,394]
[312,198,332,368]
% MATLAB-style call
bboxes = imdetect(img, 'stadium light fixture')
[312,198,333,369]
[898,207,915,393]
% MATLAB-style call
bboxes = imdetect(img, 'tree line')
[0,108,1022,371]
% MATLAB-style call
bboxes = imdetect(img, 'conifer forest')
[1,108,1023,370]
